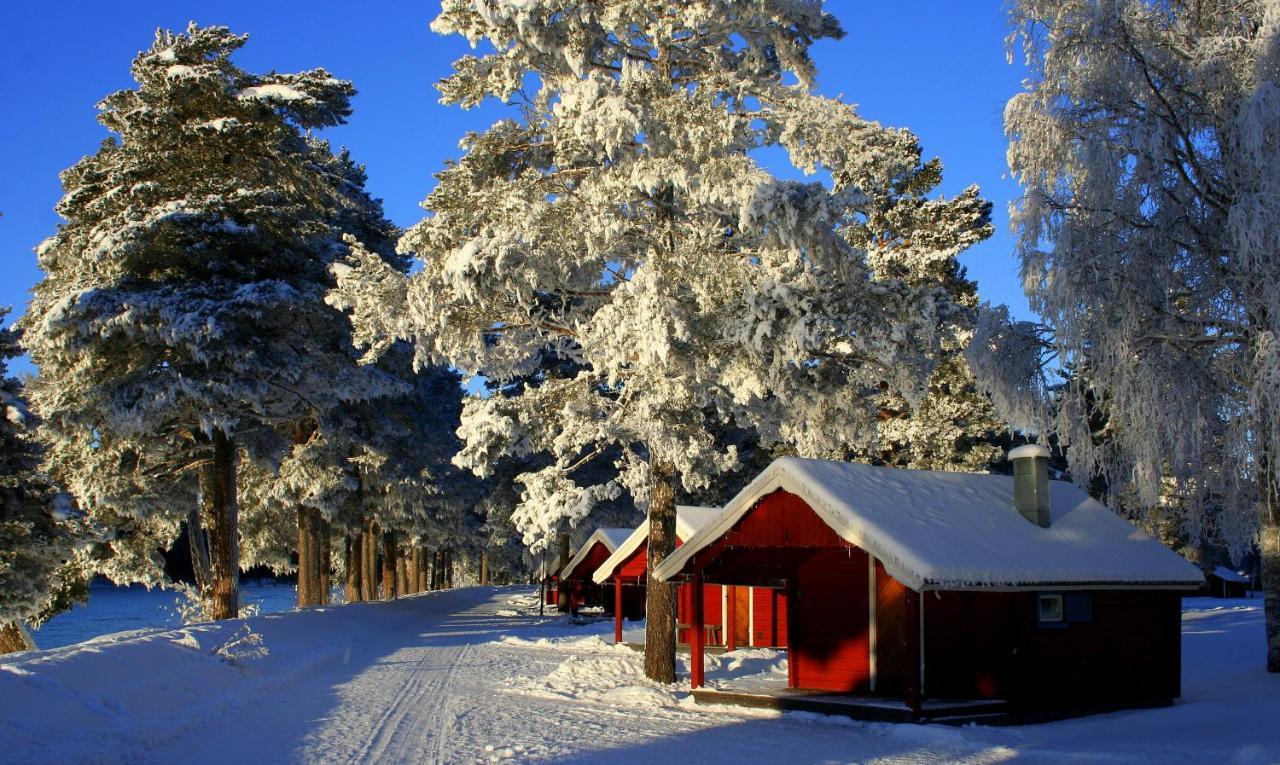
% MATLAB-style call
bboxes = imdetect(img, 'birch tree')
[332,0,990,681]
[970,0,1280,669]
[22,24,397,619]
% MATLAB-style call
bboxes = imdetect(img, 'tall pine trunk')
[296,507,328,607]
[643,460,678,683]
[417,548,429,592]
[1260,434,1279,672]
[409,548,422,593]
[344,529,362,603]
[296,508,314,607]
[200,428,238,620]
[0,622,34,654]
[396,553,408,596]
[480,552,490,586]
[361,518,378,601]
[318,515,331,603]
[381,530,398,600]
[186,507,213,603]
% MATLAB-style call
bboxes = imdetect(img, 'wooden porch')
[689,687,1011,725]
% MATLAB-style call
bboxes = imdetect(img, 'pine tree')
[22,24,396,619]
[971,0,1280,669]
[0,311,84,653]
[332,1,990,681]
[865,259,1007,473]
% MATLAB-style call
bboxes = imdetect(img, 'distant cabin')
[1205,566,1251,598]
[655,448,1203,714]
[591,506,789,649]
[557,528,633,615]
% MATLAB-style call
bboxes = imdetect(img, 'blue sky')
[0,1,1032,376]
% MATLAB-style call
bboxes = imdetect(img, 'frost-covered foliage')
[240,338,475,571]
[970,0,1280,566]
[21,24,401,588]
[0,311,86,630]
[331,1,991,550]
[862,248,1006,473]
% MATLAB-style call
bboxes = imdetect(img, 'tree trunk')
[200,428,239,620]
[186,507,213,604]
[0,622,34,654]
[1261,447,1280,672]
[344,529,362,603]
[431,550,441,590]
[396,553,409,596]
[417,547,429,592]
[408,548,421,593]
[362,519,378,601]
[382,530,398,600]
[318,515,331,604]
[297,507,313,607]
[297,507,329,608]
[643,459,679,683]
[556,532,571,611]
[480,552,490,586]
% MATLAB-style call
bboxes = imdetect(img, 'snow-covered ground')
[0,588,1275,764]
[32,580,298,649]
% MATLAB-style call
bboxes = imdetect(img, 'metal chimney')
[1008,444,1051,528]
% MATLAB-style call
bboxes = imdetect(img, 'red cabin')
[557,528,633,615]
[656,453,1203,714]
[591,506,789,649]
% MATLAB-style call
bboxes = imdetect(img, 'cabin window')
[1064,592,1093,622]
[1037,593,1064,624]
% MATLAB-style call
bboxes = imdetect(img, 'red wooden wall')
[750,587,788,648]
[678,583,726,645]
[790,548,871,692]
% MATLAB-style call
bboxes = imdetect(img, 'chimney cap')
[1008,443,1051,461]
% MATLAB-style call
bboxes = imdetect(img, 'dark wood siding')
[920,589,1182,706]
[873,561,911,696]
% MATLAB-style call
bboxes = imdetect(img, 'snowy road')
[2,587,1277,764]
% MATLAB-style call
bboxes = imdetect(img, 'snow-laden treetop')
[331,1,992,550]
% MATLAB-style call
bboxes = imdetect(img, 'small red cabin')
[656,454,1203,713]
[557,528,633,615]
[591,506,789,649]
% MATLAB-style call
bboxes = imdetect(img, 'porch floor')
[690,687,1011,725]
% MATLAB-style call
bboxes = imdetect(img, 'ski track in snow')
[2,588,1277,764]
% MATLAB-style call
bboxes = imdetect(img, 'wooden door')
[733,586,750,646]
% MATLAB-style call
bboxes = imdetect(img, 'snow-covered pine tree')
[0,311,85,653]
[331,0,990,681]
[240,334,472,605]
[970,0,1280,669]
[22,24,398,619]
[235,145,405,610]
[863,253,1007,473]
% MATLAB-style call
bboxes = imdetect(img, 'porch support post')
[690,572,706,688]
[725,585,738,652]
[786,577,799,688]
[614,575,624,644]
[905,588,923,714]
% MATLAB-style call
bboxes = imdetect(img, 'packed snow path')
[1,587,1276,764]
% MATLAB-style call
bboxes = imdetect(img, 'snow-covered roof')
[1212,566,1250,584]
[654,458,1204,591]
[590,506,721,584]
[559,527,633,580]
